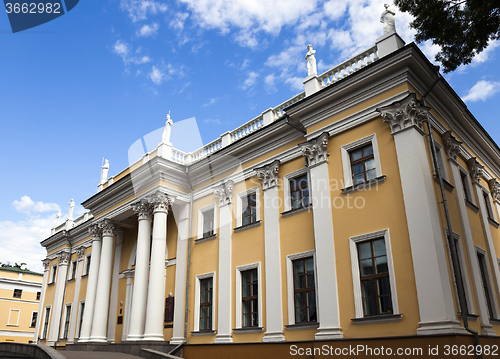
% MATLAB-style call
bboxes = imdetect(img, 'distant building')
[0,266,42,343]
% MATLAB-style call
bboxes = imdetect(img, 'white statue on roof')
[380,3,396,34]
[162,112,174,145]
[100,159,109,184]
[305,44,317,76]
[68,199,75,220]
[53,210,62,228]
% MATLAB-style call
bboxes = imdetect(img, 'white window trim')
[235,262,262,329]
[70,260,78,280]
[50,264,58,284]
[476,246,499,319]
[7,309,20,326]
[430,141,450,182]
[75,300,85,339]
[236,186,260,228]
[286,250,316,325]
[341,133,383,188]
[458,166,475,205]
[349,229,399,318]
[193,271,216,332]
[482,188,498,222]
[283,168,310,212]
[30,311,38,328]
[197,203,217,239]
[42,305,51,339]
[83,254,91,276]
[444,229,475,315]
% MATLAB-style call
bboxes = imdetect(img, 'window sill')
[67,278,76,283]
[285,322,319,331]
[195,233,217,244]
[47,282,55,286]
[488,217,499,229]
[434,176,454,192]
[232,327,264,334]
[465,199,479,213]
[234,220,262,233]
[351,314,402,325]
[341,175,386,195]
[489,318,500,325]
[458,313,479,321]
[81,274,89,279]
[281,204,313,218]
[191,330,216,336]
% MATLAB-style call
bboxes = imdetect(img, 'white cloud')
[13,196,59,214]
[120,0,167,22]
[462,80,500,103]
[323,0,347,20]
[264,73,277,93]
[202,98,218,107]
[240,71,259,90]
[150,65,165,84]
[170,12,189,30]
[203,118,222,125]
[136,23,160,37]
[112,40,152,65]
[472,41,500,65]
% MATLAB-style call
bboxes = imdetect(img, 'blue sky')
[0,0,499,272]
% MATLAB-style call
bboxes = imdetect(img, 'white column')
[127,199,153,340]
[377,94,464,335]
[144,192,174,341]
[442,132,495,335]
[122,269,134,341]
[34,259,50,343]
[47,251,70,345]
[170,204,189,345]
[90,219,116,342]
[68,247,86,343]
[107,230,124,342]
[213,180,234,343]
[299,133,343,340]
[255,160,285,342]
[79,225,102,342]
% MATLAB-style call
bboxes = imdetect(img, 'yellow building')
[36,30,500,358]
[0,266,43,343]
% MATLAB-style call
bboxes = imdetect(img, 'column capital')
[89,223,102,239]
[441,131,462,161]
[42,258,51,271]
[376,93,430,135]
[123,269,135,279]
[76,247,86,261]
[99,219,117,237]
[132,199,153,221]
[467,157,484,184]
[58,251,70,266]
[489,179,500,202]
[148,191,174,214]
[299,132,329,167]
[214,180,234,207]
[255,160,280,190]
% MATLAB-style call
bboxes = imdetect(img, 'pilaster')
[68,247,86,343]
[47,251,70,345]
[107,230,124,343]
[34,259,51,343]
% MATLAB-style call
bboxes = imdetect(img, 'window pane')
[378,276,391,296]
[243,216,250,226]
[295,292,306,307]
[366,168,377,180]
[200,317,207,330]
[363,145,374,157]
[350,149,363,161]
[363,297,377,316]
[373,239,386,256]
[352,163,364,175]
[296,307,307,323]
[294,275,304,289]
[375,256,388,274]
[358,242,371,260]
[354,173,365,185]
[362,280,376,298]
[243,300,251,314]
[379,295,393,314]
[294,261,304,275]
[307,290,316,308]
[365,158,376,171]
[360,259,374,276]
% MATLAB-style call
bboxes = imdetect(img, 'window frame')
[459,168,474,203]
[283,168,310,212]
[286,250,317,325]
[429,140,450,181]
[235,263,262,329]
[30,311,38,328]
[197,203,217,240]
[70,260,77,281]
[341,133,383,189]
[349,229,399,319]
[50,264,58,284]
[83,254,91,276]
[76,301,85,339]
[13,289,22,298]
[482,190,496,221]
[7,309,20,326]
[42,306,51,340]
[193,272,216,332]
[62,304,72,339]
[236,187,260,228]
[476,247,499,319]
[36,292,41,301]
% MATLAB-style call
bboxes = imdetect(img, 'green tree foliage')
[394,0,500,72]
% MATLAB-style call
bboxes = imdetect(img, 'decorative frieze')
[255,160,280,190]
[489,179,500,202]
[76,247,86,261]
[132,199,153,221]
[376,93,431,134]
[467,158,484,184]
[58,252,70,266]
[214,180,234,207]
[99,219,117,237]
[299,132,329,167]
[42,258,51,271]
[441,131,462,161]
[149,191,174,213]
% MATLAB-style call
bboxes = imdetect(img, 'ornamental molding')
[467,158,484,184]
[213,180,234,207]
[441,131,463,161]
[255,160,280,190]
[58,252,70,266]
[99,219,117,237]
[148,191,174,214]
[489,179,500,202]
[76,247,86,261]
[88,223,102,239]
[42,258,51,271]
[376,93,430,134]
[298,132,329,167]
[132,198,153,221]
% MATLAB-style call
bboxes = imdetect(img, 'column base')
[417,319,467,335]
[45,341,56,347]
[262,331,285,342]
[315,327,343,340]
[126,334,144,341]
[77,337,89,343]
[481,326,497,336]
[89,336,108,343]
[214,334,233,343]
[142,334,164,341]
[169,337,185,345]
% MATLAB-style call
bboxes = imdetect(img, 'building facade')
[36,30,500,357]
[0,267,42,343]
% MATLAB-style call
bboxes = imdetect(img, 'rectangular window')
[242,192,257,226]
[290,174,310,210]
[85,255,91,276]
[30,312,38,328]
[357,238,393,316]
[63,305,71,339]
[36,292,41,301]
[460,171,471,202]
[293,257,316,323]
[70,261,77,280]
[203,209,215,238]
[8,309,20,326]
[483,192,494,219]
[242,268,258,327]
[42,307,50,339]
[13,289,22,298]
[478,252,495,318]
[199,277,213,330]
[350,144,377,185]
[77,302,85,338]
[51,265,57,283]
